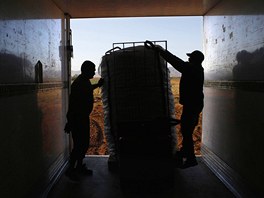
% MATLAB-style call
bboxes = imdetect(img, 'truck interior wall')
[0,0,69,197]
[2,0,264,197]
[202,2,264,196]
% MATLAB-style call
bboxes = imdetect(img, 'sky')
[70,16,203,72]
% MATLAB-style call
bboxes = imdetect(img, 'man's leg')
[65,129,82,181]
[181,120,197,159]
[180,106,200,168]
[75,120,93,175]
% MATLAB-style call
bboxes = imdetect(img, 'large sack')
[99,45,176,154]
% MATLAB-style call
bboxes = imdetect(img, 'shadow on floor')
[48,156,235,198]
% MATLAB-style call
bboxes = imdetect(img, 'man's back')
[68,75,94,119]
[179,63,204,106]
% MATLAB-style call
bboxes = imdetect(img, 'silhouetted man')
[64,60,103,180]
[145,41,204,168]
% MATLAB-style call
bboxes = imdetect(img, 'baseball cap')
[186,50,204,62]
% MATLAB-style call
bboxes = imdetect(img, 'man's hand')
[144,40,155,49]
[144,40,164,52]
[97,78,104,87]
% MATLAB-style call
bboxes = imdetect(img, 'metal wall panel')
[204,15,264,81]
[0,0,69,197]
[0,18,64,83]
[203,13,264,195]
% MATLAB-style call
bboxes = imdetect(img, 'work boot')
[65,168,80,182]
[77,164,93,176]
[174,151,183,168]
[65,158,80,181]
[180,157,198,169]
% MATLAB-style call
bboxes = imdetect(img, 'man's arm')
[158,48,185,73]
[92,78,104,90]
[145,40,185,73]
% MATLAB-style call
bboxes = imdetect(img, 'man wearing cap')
[145,40,204,169]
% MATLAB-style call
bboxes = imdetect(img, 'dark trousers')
[69,119,90,167]
[180,104,203,159]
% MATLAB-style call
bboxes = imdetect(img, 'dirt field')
[87,77,202,155]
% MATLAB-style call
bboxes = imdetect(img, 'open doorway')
[70,16,203,155]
